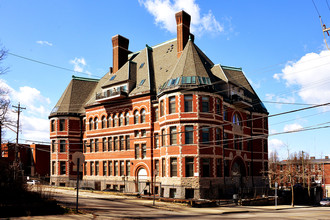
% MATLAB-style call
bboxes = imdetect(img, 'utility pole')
[12,103,26,180]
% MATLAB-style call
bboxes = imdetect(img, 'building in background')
[269,155,330,198]
[1,143,50,178]
[49,11,268,199]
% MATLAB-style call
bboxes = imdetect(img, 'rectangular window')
[120,161,124,176]
[90,139,94,152]
[135,144,139,159]
[84,162,87,175]
[185,125,194,144]
[170,158,177,177]
[162,158,166,177]
[223,106,228,121]
[223,133,228,148]
[108,161,112,176]
[51,140,55,153]
[52,161,56,175]
[216,158,222,177]
[160,100,164,117]
[114,137,118,151]
[216,98,221,115]
[155,160,159,176]
[120,136,124,151]
[169,96,176,114]
[154,108,159,121]
[125,136,130,150]
[95,161,99,176]
[60,161,66,175]
[154,133,159,148]
[51,120,55,132]
[142,144,147,159]
[83,140,87,153]
[161,129,166,146]
[126,161,130,176]
[202,96,209,113]
[185,157,194,177]
[170,127,177,145]
[95,139,99,152]
[201,128,209,144]
[184,95,193,112]
[90,162,94,176]
[60,140,66,152]
[141,130,146,137]
[114,161,118,176]
[108,137,112,151]
[59,119,65,131]
[103,161,107,176]
[202,158,210,177]
[102,138,107,151]
[134,130,139,137]
[216,128,221,145]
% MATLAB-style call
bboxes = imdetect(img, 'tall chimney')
[175,10,191,58]
[112,35,130,74]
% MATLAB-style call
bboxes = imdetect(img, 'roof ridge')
[72,75,100,82]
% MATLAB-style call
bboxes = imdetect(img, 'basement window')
[110,75,116,81]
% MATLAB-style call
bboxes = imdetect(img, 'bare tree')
[0,44,10,152]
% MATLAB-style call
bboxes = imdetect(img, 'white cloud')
[268,138,285,151]
[0,79,51,142]
[70,57,88,74]
[283,123,303,132]
[139,0,223,36]
[276,49,330,105]
[265,93,295,109]
[36,40,53,46]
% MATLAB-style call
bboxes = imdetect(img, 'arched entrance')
[136,167,148,194]
[231,157,246,192]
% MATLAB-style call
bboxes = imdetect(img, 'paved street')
[12,186,330,219]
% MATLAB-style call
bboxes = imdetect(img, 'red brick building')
[49,11,268,199]
[1,143,50,177]
[270,156,330,198]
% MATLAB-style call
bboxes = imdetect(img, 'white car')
[320,198,330,206]
[26,180,40,185]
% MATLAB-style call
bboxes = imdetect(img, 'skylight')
[110,75,116,81]
[139,79,146,86]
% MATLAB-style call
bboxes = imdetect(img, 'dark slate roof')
[49,76,99,117]
[52,36,268,114]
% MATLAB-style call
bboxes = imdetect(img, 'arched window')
[94,117,98,129]
[125,112,129,125]
[114,115,118,127]
[89,118,93,130]
[233,113,242,126]
[140,109,146,123]
[119,113,124,126]
[107,115,111,128]
[134,110,139,124]
[102,116,106,129]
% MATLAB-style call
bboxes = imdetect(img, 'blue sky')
[1,0,330,160]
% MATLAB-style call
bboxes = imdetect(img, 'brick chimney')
[112,35,130,74]
[175,10,191,58]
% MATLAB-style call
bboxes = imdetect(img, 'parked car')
[75,186,94,190]
[320,198,330,206]
[26,180,40,185]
